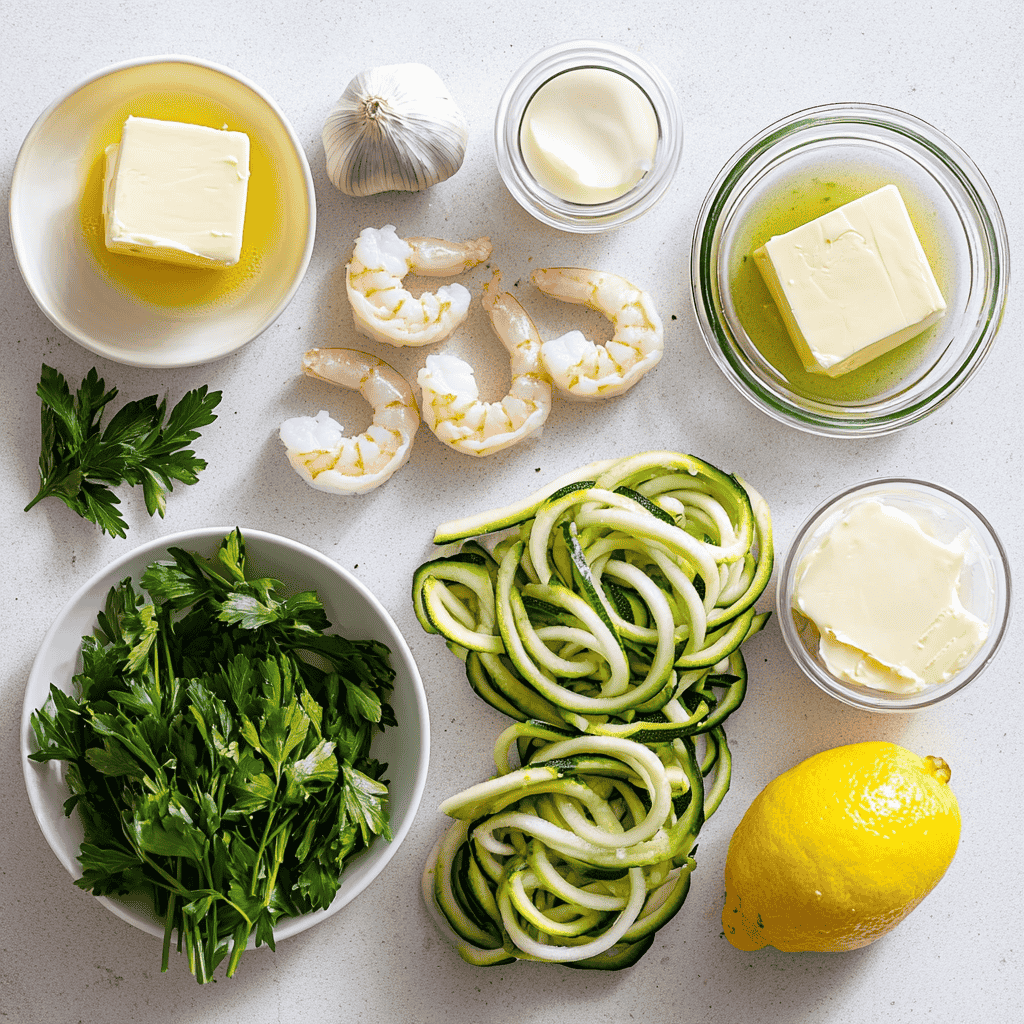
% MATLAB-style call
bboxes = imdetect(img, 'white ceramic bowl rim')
[776,478,1012,712]
[690,101,1010,437]
[21,527,429,944]
[10,55,316,369]
[17,52,299,146]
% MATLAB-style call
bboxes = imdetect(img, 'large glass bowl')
[690,103,1008,436]
[776,479,1011,712]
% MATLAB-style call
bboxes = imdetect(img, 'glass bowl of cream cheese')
[690,103,1009,436]
[494,40,683,232]
[777,479,1011,712]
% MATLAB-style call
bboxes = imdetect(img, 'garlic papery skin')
[323,64,469,197]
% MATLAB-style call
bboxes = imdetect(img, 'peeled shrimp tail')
[483,272,551,380]
[280,348,420,495]
[531,267,664,400]
[407,235,492,276]
[302,348,418,433]
[532,267,614,308]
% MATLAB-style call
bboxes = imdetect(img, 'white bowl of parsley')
[21,527,429,982]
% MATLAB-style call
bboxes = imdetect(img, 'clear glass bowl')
[690,103,1009,436]
[494,40,683,232]
[777,479,1011,712]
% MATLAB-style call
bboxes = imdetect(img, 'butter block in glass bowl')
[102,116,251,268]
[752,185,947,377]
[776,479,1011,712]
[690,103,1009,436]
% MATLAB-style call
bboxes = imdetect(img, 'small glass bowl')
[777,479,1011,712]
[494,40,683,232]
[690,103,1009,436]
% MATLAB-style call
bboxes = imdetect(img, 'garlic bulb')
[323,63,469,197]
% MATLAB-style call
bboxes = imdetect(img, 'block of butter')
[753,184,946,376]
[793,500,988,694]
[102,116,250,268]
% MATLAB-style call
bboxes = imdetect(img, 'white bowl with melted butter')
[777,479,1011,711]
[11,56,315,368]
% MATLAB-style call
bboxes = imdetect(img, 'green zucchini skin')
[415,453,774,968]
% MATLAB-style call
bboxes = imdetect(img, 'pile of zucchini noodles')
[413,452,773,968]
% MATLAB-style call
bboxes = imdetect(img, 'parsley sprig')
[29,529,396,982]
[25,364,222,538]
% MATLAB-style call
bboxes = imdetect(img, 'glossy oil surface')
[79,92,281,313]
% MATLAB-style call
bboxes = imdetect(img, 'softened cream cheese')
[102,116,251,268]
[792,499,988,694]
[753,184,946,377]
[519,67,658,205]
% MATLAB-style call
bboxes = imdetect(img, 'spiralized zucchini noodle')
[413,451,774,968]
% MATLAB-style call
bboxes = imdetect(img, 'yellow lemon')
[722,740,961,952]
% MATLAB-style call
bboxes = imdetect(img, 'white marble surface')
[2,1,1020,1021]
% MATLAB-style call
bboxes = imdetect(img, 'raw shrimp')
[531,268,664,399]
[346,224,492,347]
[280,348,420,495]
[417,272,552,457]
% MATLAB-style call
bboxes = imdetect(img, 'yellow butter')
[753,185,945,376]
[792,499,987,694]
[102,116,250,268]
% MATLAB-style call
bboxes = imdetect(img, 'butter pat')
[753,185,946,376]
[102,116,250,268]
[793,500,988,694]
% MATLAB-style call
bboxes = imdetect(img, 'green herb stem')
[26,364,221,538]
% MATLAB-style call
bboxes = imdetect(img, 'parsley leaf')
[24,364,222,538]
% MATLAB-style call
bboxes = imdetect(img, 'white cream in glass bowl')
[494,40,682,232]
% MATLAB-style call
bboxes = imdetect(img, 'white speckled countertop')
[2,2,1020,1021]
